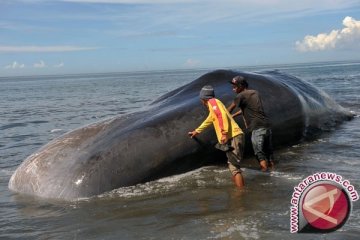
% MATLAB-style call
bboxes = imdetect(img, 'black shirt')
[235,89,269,131]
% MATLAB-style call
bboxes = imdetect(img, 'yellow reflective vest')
[195,98,243,143]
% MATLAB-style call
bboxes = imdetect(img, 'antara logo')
[290,172,358,233]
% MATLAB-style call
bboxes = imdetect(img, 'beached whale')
[8,70,353,200]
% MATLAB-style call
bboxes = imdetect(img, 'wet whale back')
[8,70,352,200]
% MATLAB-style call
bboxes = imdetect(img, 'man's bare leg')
[233,173,245,188]
[259,160,268,172]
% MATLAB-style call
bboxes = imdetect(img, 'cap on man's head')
[229,75,248,88]
[199,85,215,100]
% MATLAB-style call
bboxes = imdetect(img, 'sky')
[1,0,360,76]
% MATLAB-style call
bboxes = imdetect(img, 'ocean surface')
[1,61,359,239]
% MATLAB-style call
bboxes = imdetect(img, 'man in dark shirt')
[227,75,274,171]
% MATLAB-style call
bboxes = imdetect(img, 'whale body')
[9,70,353,200]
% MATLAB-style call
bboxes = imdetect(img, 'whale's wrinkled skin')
[8,70,353,200]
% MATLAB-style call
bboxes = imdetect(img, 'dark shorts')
[226,134,244,176]
[251,128,273,163]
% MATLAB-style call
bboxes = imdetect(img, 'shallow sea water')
[1,62,360,239]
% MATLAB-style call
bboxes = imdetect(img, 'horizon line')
[1,59,360,79]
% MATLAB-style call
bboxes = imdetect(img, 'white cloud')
[5,61,25,69]
[13,1,359,42]
[296,16,360,52]
[0,45,98,53]
[34,60,46,68]
[4,60,66,70]
[184,58,200,67]
[54,62,64,68]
